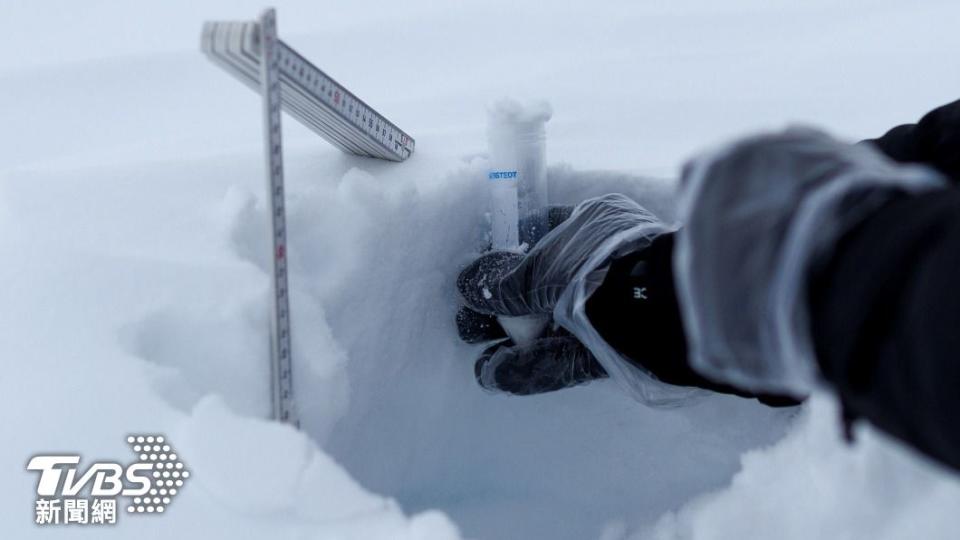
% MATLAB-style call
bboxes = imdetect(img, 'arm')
[673,125,960,472]
[808,188,960,471]
[863,99,960,183]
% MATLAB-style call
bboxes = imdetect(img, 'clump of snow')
[268,158,794,539]
[488,98,553,127]
[0,153,463,540]
[640,395,960,540]
[497,314,550,346]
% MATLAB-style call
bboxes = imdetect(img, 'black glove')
[473,328,607,396]
[456,205,611,395]
[458,298,606,394]
[455,205,575,345]
[456,195,665,395]
[458,194,659,317]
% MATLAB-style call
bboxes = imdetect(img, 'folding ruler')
[202,11,415,161]
[201,8,415,427]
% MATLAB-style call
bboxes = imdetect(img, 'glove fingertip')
[456,305,507,343]
[456,251,524,314]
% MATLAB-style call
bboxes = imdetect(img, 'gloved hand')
[456,194,678,398]
[458,193,661,317]
[473,328,607,396]
[455,205,598,395]
[455,204,575,344]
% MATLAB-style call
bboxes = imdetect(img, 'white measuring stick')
[202,16,414,162]
[259,9,298,427]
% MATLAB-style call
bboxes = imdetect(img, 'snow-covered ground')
[3,1,960,539]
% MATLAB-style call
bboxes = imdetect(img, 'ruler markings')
[202,19,413,161]
[259,9,298,427]
[210,22,375,157]
[201,9,415,428]
[227,22,388,158]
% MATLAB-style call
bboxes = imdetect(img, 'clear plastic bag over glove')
[675,128,946,396]
[457,193,704,405]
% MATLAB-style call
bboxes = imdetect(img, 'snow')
[3,1,960,539]
[497,314,550,346]
[644,397,960,540]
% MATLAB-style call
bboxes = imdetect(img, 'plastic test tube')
[487,100,552,249]
[486,100,552,344]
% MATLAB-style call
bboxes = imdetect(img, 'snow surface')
[3,1,960,539]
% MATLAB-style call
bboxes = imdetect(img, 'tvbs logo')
[26,435,190,525]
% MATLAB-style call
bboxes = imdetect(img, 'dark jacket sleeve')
[808,188,960,472]
[586,102,960,470]
[864,99,960,183]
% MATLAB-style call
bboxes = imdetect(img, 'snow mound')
[642,395,960,540]
[257,158,794,539]
[114,151,794,540]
